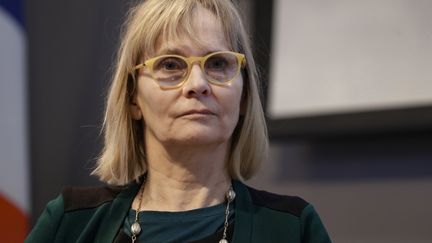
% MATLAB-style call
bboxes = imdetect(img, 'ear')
[130,94,143,120]
[127,73,143,120]
[129,88,143,121]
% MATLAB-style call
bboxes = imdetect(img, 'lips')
[179,109,215,117]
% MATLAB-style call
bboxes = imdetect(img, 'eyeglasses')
[131,51,246,89]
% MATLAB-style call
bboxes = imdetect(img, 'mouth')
[179,109,216,117]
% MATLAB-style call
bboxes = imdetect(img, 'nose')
[182,63,211,98]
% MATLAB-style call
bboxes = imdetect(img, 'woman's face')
[131,6,243,148]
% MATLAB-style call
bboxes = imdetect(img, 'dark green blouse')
[25,180,332,243]
[122,204,234,242]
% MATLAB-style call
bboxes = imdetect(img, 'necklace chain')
[130,181,235,243]
[131,180,145,243]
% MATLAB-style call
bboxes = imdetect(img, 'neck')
[134,137,232,212]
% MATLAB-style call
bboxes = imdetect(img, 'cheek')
[135,82,170,122]
[222,79,243,125]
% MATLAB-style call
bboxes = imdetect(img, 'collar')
[97,180,141,243]
[231,180,254,243]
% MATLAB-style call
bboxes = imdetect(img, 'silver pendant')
[131,222,142,235]
[226,188,236,202]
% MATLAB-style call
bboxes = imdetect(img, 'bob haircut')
[93,0,269,185]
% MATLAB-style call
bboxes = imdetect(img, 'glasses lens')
[204,52,239,83]
[153,56,188,87]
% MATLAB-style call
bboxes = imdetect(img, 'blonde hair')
[92,0,268,185]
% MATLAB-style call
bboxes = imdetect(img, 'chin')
[172,130,229,146]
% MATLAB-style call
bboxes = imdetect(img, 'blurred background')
[1,0,432,242]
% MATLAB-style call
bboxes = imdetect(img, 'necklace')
[130,183,236,243]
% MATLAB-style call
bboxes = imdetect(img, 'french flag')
[0,0,29,242]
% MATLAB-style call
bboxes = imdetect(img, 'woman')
[26,0,331,242]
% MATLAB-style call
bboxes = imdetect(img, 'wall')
[26,0,130,221]
[249,133,432,243]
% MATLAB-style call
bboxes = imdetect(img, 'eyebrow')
[155,47,226,57]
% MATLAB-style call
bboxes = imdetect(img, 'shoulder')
[25,185,130,242]
[245,185,309,217]
[242,184,332,242]
[61,185,125,212]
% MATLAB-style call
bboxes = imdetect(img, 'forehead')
[153,5,230,56]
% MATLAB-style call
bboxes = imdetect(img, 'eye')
[206,56,228,70]
[155,57,186,72]
[162,59,181,70]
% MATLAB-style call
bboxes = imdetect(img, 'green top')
[26,180,332,243]
[123,204,234,242]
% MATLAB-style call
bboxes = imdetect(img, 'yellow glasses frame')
[131,51,246,89]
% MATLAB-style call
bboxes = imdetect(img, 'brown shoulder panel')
[62,185,124,212]
[246,186,309,217]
